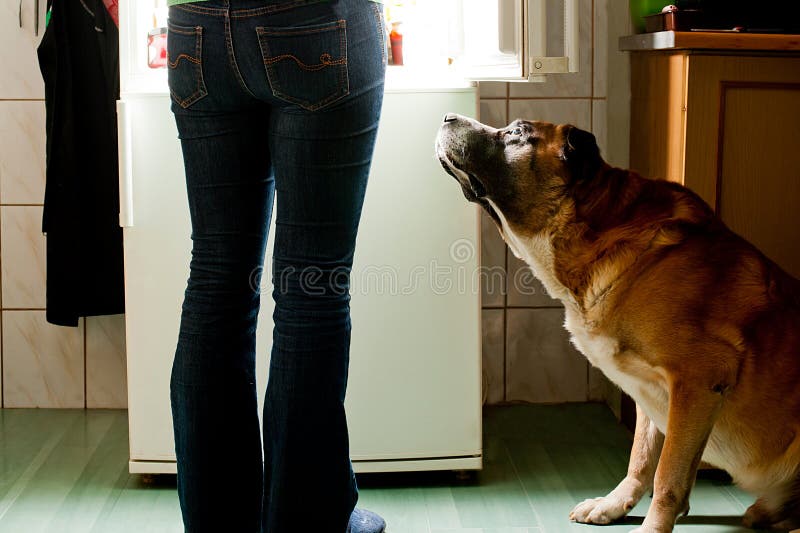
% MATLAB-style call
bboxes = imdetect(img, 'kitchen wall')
[0,1,127,408]
[477,0,631,415]
[0,0,630,411]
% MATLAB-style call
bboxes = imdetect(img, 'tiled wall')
[0,0,630,410]
[477,0,631,412]
[0,14,128,408]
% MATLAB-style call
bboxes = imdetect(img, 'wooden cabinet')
[622,32,800,279]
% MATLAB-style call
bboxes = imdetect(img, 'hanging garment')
[37,0,124,326]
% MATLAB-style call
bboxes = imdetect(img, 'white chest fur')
[564,308,671,433]
[489,202,672,430]
[485,199,577,305]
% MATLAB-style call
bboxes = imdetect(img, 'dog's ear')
[561,126,601,182]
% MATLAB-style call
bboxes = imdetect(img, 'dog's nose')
[443,113,458,123]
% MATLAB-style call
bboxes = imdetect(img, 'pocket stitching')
[167,24,208,109]
[256,21,349,111]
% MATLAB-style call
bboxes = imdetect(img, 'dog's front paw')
[569,495,635,525]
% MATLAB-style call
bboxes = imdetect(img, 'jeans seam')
[232,0,329,18]
[369,2,387,66]
[223,4,258,100]
[257,19,345,37]
[173,0,329,18]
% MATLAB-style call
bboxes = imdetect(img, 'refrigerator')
[118,0,578,475]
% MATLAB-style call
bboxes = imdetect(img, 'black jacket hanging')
[37,0,124,327]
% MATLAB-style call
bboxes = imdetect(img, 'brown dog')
[435,114,800,533]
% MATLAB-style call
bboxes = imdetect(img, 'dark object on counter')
[37,0,125,326]
[645,9,705,32]
[671,0,800,33]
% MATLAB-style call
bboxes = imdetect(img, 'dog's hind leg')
[570,404,664,525]
[632,378,724,533]
[745,476,800,530]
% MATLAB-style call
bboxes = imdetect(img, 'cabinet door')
[0,0,46,99]
[684,55,800,278]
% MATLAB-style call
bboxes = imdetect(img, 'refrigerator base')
[129,456,482,475]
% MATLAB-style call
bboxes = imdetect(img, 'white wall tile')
[479,99,507,128]
[588,366,609,400]
[478,82,508,99]
[1,206,46,308]
[592,98,608,159]
[482,309,505,405]
[508,98,592,130]
[589,366,622,419]
[605,0,632,169]
[0,1,46,99]
[506,308,587,403]
[593,0,608,98]
[86,315,127,408]
[2,311,84,408]
[507,252,562,308]
[0,101,46,205]
[510,0,593,98]
[481,211,506,308]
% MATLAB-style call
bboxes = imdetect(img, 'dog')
[435,114,800,533]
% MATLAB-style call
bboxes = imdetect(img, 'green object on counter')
[629,0,669,33]
[45,5,52,28]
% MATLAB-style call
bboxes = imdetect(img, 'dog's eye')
[511,127,523,136]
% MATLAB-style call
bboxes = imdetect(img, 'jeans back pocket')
[256,20,349,111]
[167,21,208,109]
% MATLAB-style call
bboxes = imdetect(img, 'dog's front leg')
[571,404,664,525]
[632,380,723,533]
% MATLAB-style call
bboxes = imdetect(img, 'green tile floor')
[0,404,772,532]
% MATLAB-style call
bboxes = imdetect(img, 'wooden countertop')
[619,31,800,52]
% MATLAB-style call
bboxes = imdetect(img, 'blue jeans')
[166,1,385,531]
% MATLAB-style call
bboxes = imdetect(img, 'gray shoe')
[347,508,386,533]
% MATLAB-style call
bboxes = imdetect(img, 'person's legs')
[170,105,273,532]
[168,6,273,531]
[250,1,386,531]
[168,0,386,530]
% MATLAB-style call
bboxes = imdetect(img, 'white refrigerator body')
[119,87,483,474]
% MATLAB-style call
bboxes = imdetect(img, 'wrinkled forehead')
[511,120,570,150]
[515,119,561,136]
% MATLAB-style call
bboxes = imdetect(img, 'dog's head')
[435,114,601,238]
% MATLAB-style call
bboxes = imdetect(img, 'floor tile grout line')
[501,438,546,532]
[45,412,124,531]
[0,412,78,522]
[720,483,748,513]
